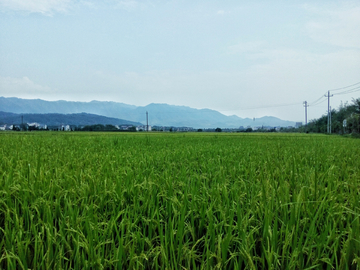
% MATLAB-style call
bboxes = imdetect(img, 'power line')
[309,95,326,106]
[332,86,360,96]
[220,102,300,112]
[309,81,360,106]
[327,81,360,92]
[310,98,327,107]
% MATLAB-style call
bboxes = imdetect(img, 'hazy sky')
[1,0,359,122]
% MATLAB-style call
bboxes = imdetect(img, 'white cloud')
[0,76,53,98]
[304,3,360,49]
[0,0,72,15]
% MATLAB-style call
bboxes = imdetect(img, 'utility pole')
[324,91,333,134]
[303,101,309,132]
[146,111,149,132]
[330,106,332,134]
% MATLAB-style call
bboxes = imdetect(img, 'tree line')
[299,98,360,135]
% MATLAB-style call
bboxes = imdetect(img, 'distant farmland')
[0,132,359,269]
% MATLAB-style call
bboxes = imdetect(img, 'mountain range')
[0,111,142,127]
[0,97,296,128]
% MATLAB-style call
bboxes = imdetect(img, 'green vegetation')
[304,98,360,134]
[0,132,359,269]
[78,124,136,132]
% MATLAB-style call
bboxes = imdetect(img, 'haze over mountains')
[0,97,296,128]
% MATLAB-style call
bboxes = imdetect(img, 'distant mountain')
[0,97,136,118]
[0,111,142,127]
[0,97,296,128]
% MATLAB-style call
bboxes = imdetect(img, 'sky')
[0,0,360,122]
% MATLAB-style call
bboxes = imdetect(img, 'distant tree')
[347,113,360,134]
[350,98,360,133]
[128,126,137,132]
[353,98,360,114]
[197,129,203,132]
[104,125,118,131]
[28,125,39,131]
[303,98,360,135]
[215,128,222,132]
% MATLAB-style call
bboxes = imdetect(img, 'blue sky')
[0,0,359,122]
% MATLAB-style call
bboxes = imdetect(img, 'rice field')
[0,132,359,269]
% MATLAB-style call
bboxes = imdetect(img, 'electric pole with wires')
[324,91,333,134]
[303,101,309,132]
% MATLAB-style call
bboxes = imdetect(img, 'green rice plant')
[0,132,359,269]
